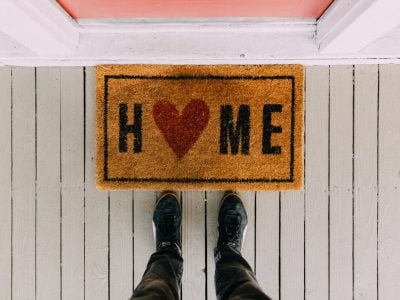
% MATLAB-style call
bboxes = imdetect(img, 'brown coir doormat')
[96,65,304,191]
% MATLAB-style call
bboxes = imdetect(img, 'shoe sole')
[152,191,180,249]
[218,191,248,251]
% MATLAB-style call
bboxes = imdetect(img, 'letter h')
[119,103,142,153]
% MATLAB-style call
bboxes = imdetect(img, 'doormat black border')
[102,74,296,183]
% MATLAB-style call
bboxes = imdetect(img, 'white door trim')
[1,0,400,65]
[317,0,400,53]
[0,0,79,56]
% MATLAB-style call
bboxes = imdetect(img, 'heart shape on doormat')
[153,99,210,160]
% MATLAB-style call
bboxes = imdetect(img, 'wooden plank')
[255,191,280,300]
[110,191,133,300]
[181,191,206,300]
[305,66,329,300]
[206,191,224,300]
[280,63,305,300]
[378,64,400,298]
[84,67,109,300]
[353,64,378,299]
[36,67,61,300]
[11,67,36,300]
[281,191,304,300]
[0,67,12,300]
[61,67,85,300]
[133,191,157,287]
[329,65,354,300]
[239,192,255,270]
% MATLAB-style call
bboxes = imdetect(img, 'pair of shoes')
[153,192,248,253]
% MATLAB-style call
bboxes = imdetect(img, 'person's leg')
[130,246,182,300]
[214,193,271,300]
[131,193,182,300]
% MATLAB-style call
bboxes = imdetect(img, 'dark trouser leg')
[215,245,271,300]
[131,246,183,300]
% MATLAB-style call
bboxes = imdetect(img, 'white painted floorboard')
[110,190,133,300]
[60,67,85,300]
[12,67,36,300]
[182,191,206,300]
[256,191,279,300]
[36,67,61,300]
[354,64,378,300]
[85,67,109,300]
[305,66,329,300]
[0,66,12,300]
[378,65,400,299]
[329,65,353,300]
[0,65,398,300]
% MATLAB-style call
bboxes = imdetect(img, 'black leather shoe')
[153,192,181,253]
[216,192,248,253]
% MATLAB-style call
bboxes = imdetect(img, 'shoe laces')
[219,214,241,247]
[159,214,179,240]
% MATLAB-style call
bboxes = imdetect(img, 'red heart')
[153,99,210,160]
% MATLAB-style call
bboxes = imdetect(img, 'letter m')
[220,105,250,155]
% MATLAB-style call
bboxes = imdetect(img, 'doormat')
[96,65,304,191]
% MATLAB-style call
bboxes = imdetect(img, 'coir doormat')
[96,65,304,190]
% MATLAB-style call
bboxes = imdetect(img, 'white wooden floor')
[0,65,400,300]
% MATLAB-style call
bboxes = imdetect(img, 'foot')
[153,192,181,252]
[216,192,248,253]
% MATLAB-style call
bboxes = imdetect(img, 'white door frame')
[1,0,400,65]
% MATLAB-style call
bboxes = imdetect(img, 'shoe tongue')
[223,214,240,236]
[161,214,177,236]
